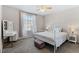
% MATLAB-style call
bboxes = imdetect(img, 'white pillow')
[52,26,62,33]
[54,27,61,32]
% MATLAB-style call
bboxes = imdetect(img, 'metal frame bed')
[34,31,67,52]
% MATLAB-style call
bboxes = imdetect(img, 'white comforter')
[34,31,67,47]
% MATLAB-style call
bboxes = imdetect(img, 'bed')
[33,31,67,52]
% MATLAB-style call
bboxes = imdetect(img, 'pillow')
[54,27,61,32]
[52,25,62,33]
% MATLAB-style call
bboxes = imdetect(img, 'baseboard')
[17,37,33,40]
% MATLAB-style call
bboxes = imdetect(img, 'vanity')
[2,20,18,47]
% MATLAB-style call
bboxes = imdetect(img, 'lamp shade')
[68,25,77,34]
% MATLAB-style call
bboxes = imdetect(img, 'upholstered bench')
[34,39,45,49]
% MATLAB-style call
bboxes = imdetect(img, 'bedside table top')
[68,32,77,38]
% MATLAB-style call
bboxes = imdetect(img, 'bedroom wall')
[2,6,45,38]
[45,6,79,42]
[36,15,45,32]
[2,6,20,38]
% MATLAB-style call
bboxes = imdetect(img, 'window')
[23,15,33,31]
[21,12,37,37]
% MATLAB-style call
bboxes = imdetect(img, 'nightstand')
[68,33,77,44]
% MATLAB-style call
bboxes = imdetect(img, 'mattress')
[34,31,67,47]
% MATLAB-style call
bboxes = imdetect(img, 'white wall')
[2,6,20,38]
[0,5,2,53]
[45,7,79,28]
[45,6,79,42]
[36,15,45,32]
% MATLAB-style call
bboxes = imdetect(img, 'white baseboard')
[17,36,33,40]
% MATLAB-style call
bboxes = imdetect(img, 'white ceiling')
[7,5,79,16]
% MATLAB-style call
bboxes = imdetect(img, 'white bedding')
[34,31,67,47]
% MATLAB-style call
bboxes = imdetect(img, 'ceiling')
[7,5,79,16]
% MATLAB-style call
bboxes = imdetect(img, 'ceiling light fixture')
[38,5,52,12]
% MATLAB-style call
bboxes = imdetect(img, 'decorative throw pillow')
[52,25,62,33]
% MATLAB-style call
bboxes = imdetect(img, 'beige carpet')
[3,38,79,53]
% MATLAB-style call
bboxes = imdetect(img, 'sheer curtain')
[20,12,37,38]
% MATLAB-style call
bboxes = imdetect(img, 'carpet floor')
[3,38,79,53]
